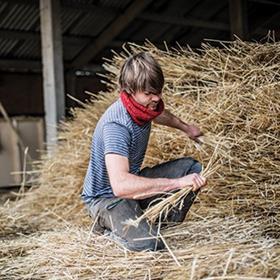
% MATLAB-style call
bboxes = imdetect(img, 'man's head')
[119,52,164,110]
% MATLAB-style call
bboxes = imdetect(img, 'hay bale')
[0,40,279,279]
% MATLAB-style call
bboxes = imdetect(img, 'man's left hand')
[184,124,203,143]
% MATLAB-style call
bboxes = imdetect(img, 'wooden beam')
[138,13,229,31]
[0,59,41,70]
[61,1,117,14]
[249,0,280,6]
[6,0,118,14]
[2,0,38,5]
[251,11,280,37]
[71,0,154,68]
[0,29,38,41]
[0,29,159,50]
[0,29,90,46]
[229,0,248,40]
[40,0,65,149]
[0,58,107,72]
[149,0,200,42]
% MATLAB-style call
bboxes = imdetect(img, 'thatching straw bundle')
[128,152,220,226]
[1,39,279,279]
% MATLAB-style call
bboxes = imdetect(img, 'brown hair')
[119,52,164,94]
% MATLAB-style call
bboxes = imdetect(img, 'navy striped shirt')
[81,98,151,204]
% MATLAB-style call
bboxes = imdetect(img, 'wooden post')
[40,0,65,150]
[65,70,77,109]
[229,0,248,40]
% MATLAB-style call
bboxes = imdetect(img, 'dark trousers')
[86,157,202,251]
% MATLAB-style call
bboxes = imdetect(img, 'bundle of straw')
[128,148,220,226]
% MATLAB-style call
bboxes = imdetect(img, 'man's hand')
[183,124,203,143]
[178,173,207,191]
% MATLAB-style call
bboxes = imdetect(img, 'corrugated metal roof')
[0,1,8,14]
[63,42,88,61]
[101,0,131,10]
[13,40,40,59]
[0,0,279,70]
[0,38,18,56]
[69,10,114,37]
[61,8,83,34]
[0,3,39,31]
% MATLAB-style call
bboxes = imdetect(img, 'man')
[82,52,206,251]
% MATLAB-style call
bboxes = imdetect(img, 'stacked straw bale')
[0,39,279,279]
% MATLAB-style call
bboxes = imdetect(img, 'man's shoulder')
[103,99,132,128]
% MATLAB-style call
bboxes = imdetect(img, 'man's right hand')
[178,173,207,191]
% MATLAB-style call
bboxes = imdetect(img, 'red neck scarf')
[120,91,164,126]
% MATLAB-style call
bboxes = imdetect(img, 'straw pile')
[0,38,279,279]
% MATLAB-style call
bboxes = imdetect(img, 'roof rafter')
[251,11,280,36]
[249,0,280,6]
[0,29,90,45]
[138,13,229,31]
[0,58,105,72]
[70,0,154,68]
[229,0,248,40]
[0,59,41,71]
[2,0,118,14]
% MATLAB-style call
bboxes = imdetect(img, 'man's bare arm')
[153,109,203,141]
[153,109,184,129]
[105,154,206,199]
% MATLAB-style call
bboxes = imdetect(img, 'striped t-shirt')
[81,98,151,204]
